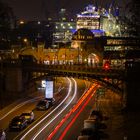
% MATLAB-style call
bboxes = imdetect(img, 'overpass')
[1,60,140,110]
[2,60,125,93]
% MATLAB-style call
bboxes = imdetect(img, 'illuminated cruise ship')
[76,4,121,36]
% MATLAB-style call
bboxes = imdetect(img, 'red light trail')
[47,84,99,140]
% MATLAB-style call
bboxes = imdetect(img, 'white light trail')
[0,83,63,120]
[18,77,76,140]
[0,96,41,120]
[32,78,77,140]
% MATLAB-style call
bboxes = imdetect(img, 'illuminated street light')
[23,38,29,46]
[23,38,28,43]
[19,20,24,24]
[38,21,41,24]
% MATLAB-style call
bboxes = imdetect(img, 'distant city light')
[23,38,28,43]
[19,20,24,24]
[77,14,100,18]
[62,17,66,21]
[38,21,41,24]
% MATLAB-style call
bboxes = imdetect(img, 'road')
[46,83,99,140]
[0,77,70,139]
[0,77,92,140]
[15,78,92,140]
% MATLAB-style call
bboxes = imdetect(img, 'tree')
[0,0,14,49]
[0,0,14,29]
[125,0,140,37]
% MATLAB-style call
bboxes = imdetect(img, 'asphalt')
[1,86,140,140]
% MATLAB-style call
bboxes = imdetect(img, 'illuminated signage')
[77,14,100,18]
[45,81,54,98]
[41,80,46,88]
[106,38,140,46]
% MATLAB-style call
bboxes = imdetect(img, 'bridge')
[1,59,140,110]
[2,60,125,93]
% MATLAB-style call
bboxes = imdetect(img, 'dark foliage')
[125,0,140,37]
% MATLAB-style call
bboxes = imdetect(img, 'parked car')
[84,119,98,132]
[89,110,103,121]
[9,116,28,130]
[0,129,6,140]
[89,110,109,122]
[20,111,34,123]
[78,128,100,140]
[36,100,50,110]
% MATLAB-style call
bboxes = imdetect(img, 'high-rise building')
[52,9,76,47]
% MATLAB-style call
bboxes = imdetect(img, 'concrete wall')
[5,68,23,92]
[126,62,140,111]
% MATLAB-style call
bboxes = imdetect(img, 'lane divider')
[17,77,72,140]
[47,83,98,140]
[32,78,77,140]
[59,87,98,140]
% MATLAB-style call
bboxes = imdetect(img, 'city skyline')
[3,0,129,21]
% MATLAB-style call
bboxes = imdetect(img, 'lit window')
[62,17,66,21]
[48,18,52,21]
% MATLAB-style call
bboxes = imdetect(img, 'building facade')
[52,9,76,47]
[103,37,140,68]
[76,5,121,37]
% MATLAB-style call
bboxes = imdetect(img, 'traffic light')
[103,61,110,70]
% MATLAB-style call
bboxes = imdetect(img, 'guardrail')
[1,60,125,79]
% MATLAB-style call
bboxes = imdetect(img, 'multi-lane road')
[0,77,100,140]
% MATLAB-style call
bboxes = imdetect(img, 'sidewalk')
[97,89,140,140]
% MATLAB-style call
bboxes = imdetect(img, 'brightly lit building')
[52,9,76,47]
[71,28,103,65]
[76,4,121,37]
[14,34,140,69]
[103,37,140,68]
[53,21,75,44]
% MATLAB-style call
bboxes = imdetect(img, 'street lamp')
[23,38,28,46]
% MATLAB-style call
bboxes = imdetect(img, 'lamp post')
[23,38,28,47]
[65,46,66,65]
[78,46,80,64]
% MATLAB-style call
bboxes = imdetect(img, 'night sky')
[3,0,128,21]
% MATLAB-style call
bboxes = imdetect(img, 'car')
[89,110,103,121]
[78,128,100,140]
[45,98,55,106]
[20,111,34,123]
[80,128,94,136]
[9,116,28,130]
[36,100,50,110]
[0,129,6,140]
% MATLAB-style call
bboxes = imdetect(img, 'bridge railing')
[1,60,125,77]
[36,63,124,73]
